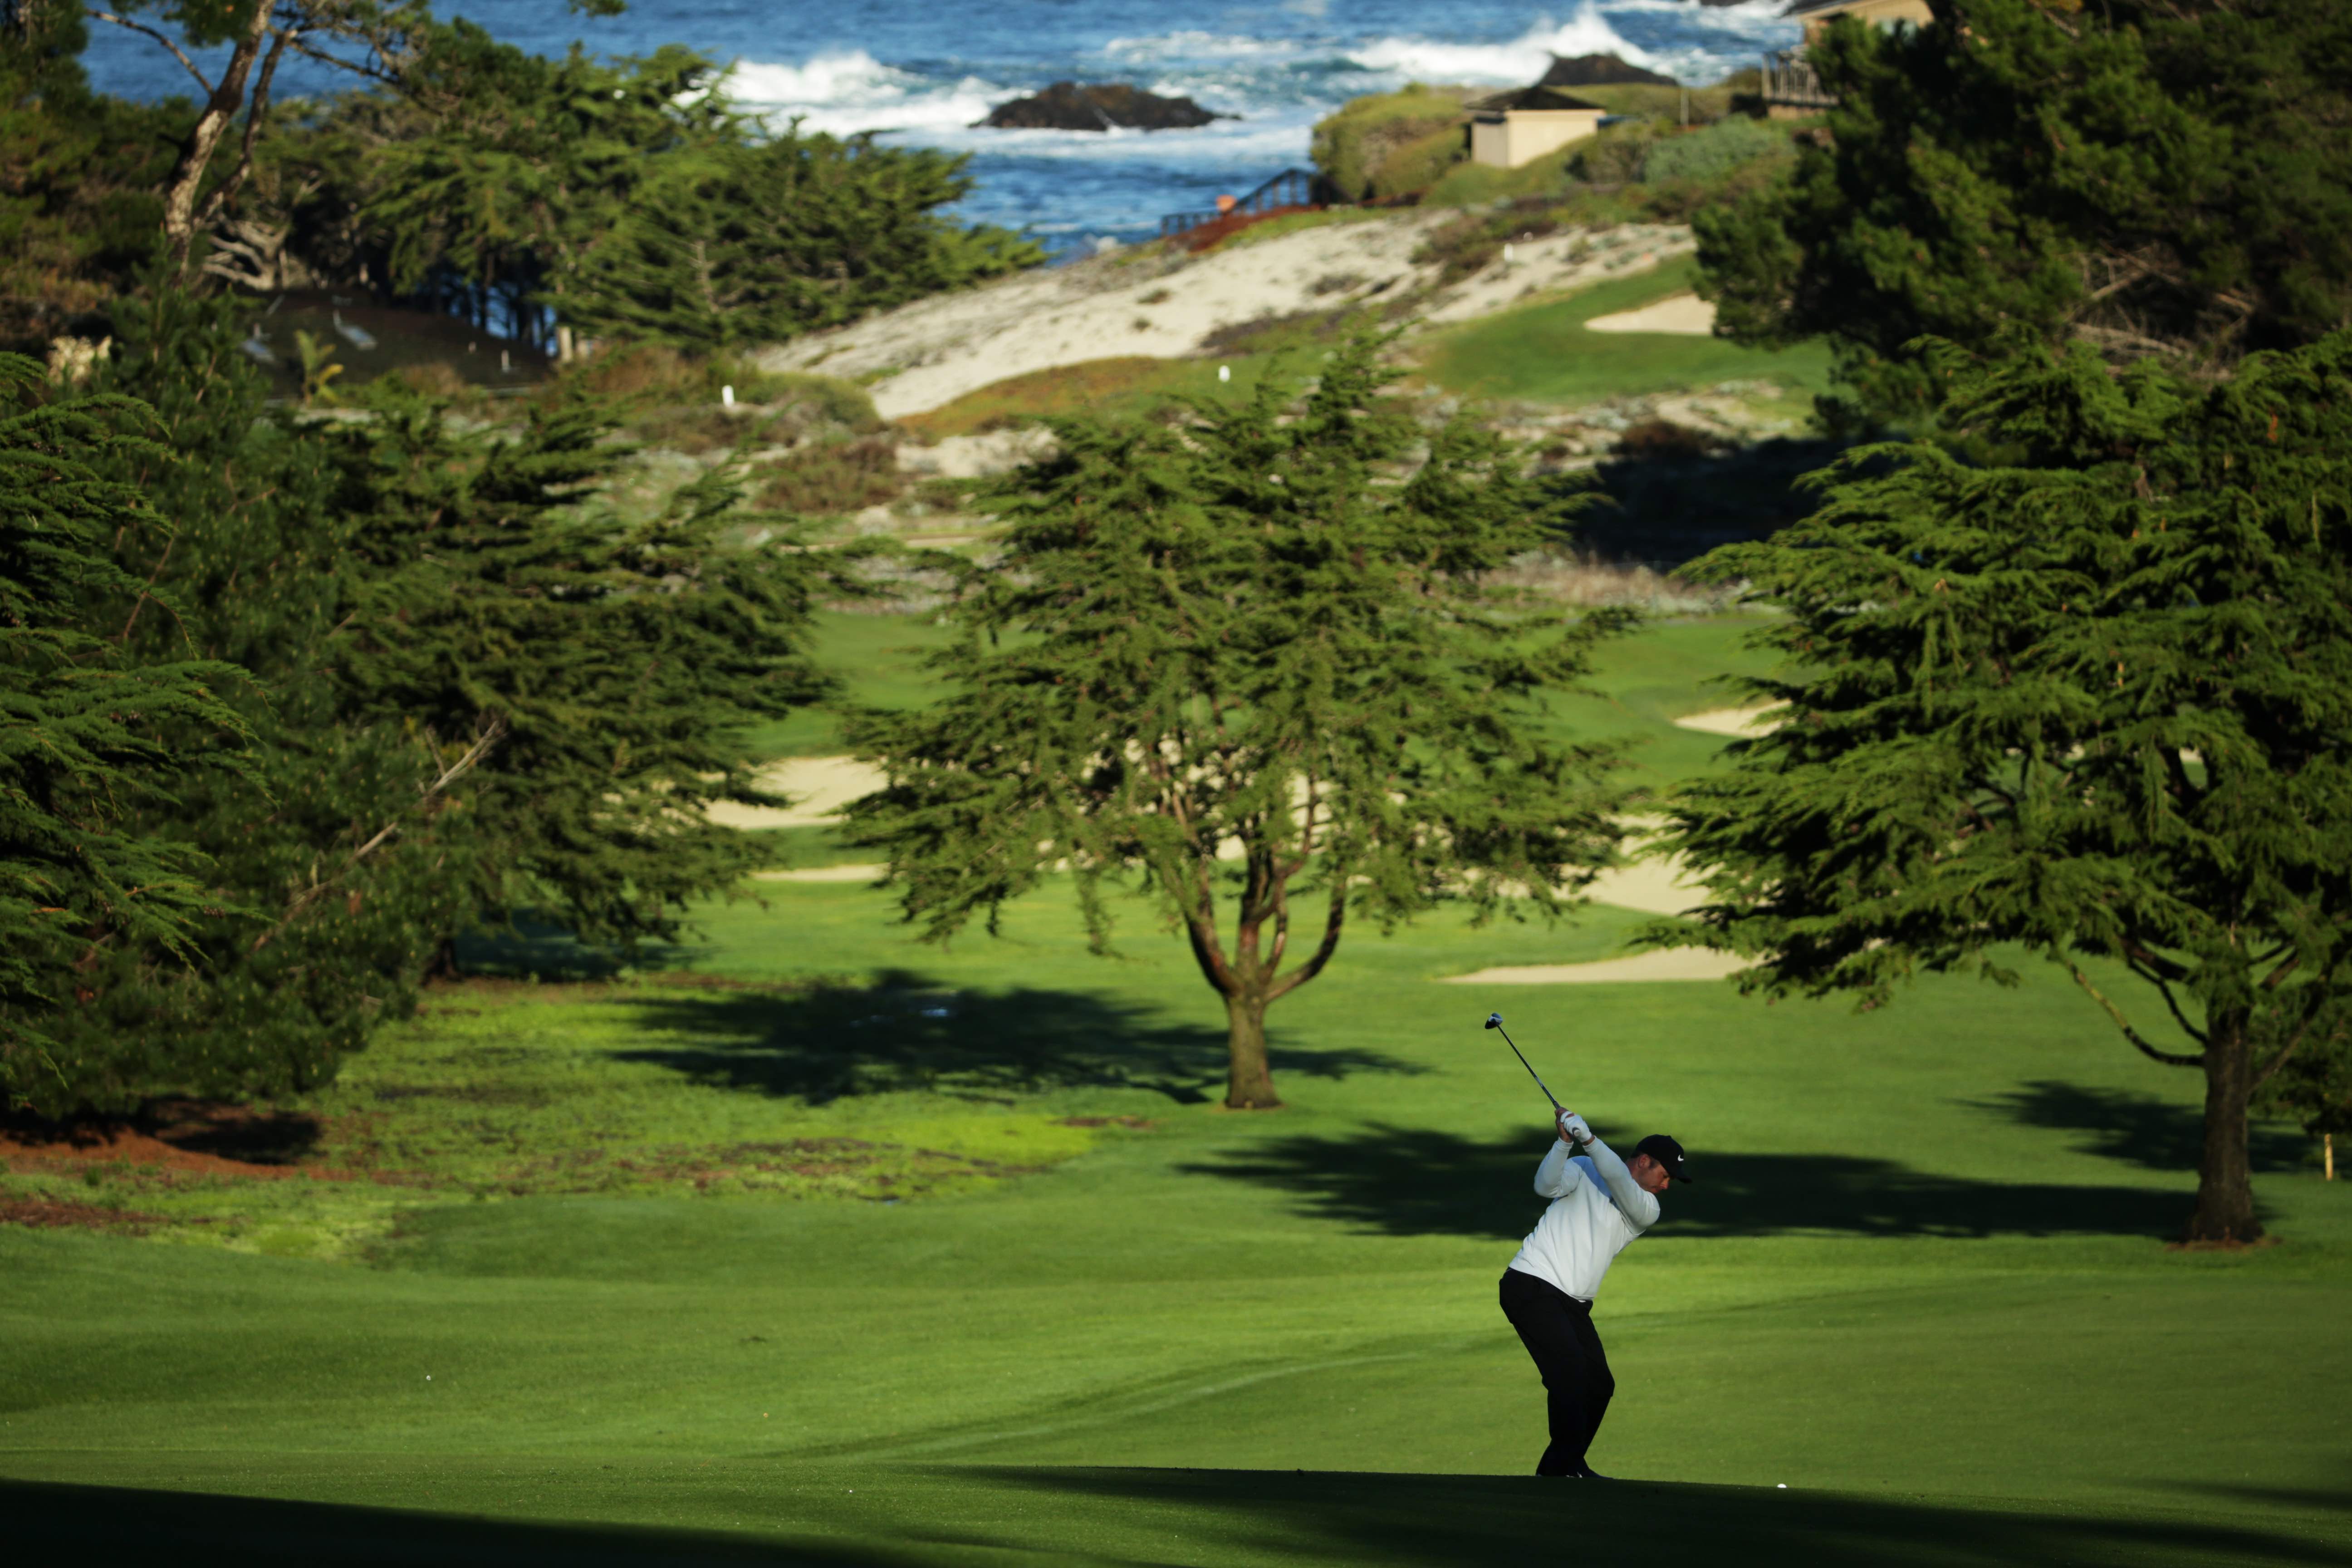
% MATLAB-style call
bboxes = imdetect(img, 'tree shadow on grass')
[617,972,1421,1106]
[1182,1124,2195,1241]
[12,1471,2341,1568]
[1,1479,911,1568]
[987,1467,2352,1568]
[1976,1080,2310,1173]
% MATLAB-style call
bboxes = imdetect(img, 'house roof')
[1468,85,1605,114]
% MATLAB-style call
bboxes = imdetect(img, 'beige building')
[1791,0,1935,41]
[1467,86,1608,170]
[1767,0,1936,115]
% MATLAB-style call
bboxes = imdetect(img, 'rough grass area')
[3,615,2344,1565]
[892,349,1308,442]
[1417,255,1835,406]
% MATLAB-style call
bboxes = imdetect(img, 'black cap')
[1634,1134,1693,1184]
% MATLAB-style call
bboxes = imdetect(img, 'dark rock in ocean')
[978,82,1232,132]
[1539,53,1681,89]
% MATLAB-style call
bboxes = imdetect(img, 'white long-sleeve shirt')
[1505,1137,1660,1302]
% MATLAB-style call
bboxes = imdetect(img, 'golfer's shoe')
[1570,1465,1613,1481]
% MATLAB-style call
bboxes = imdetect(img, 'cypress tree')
[328,382,829,950]
[1651,331,2352,1242]
[846,338,1631,1108]
[1698,0,2352,420]
[0,350,255,1113]
[58,287,465,1112]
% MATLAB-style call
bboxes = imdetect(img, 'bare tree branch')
[2065,958,2205,1068]
[86,7,213,94]
[251,719,505,954]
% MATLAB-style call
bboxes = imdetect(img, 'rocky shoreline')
[977,82,1232,132]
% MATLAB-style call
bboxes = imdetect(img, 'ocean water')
[78,0,1798,255]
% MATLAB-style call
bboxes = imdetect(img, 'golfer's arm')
[1586,1138,1661,1227]
[1534,1139,1583,1197]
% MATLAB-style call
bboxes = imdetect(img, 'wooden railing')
[1762,48,1837,112]
[1158,168,1323,243]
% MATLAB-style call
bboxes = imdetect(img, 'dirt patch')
[2165,1235,2283,1253]
[0,1196,166,1233]
[0,1102,409,1186]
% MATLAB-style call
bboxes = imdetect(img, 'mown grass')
[1417,254,1837,406]
[3,615,2346,1565]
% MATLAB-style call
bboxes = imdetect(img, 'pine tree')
[1650,331,2352,1242]
[1697,0,2352,420]
[62,286,468,1112]
[845,338,1631,1108]
[328,380,829,950]
[0,350,254,1113]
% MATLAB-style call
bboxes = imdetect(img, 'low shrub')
[1567,120,1673,185]
[729,369,885,432]
[1640,115,1791,186]
[753,436,904,516]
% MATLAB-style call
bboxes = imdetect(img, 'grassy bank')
[1416,255,1833,407]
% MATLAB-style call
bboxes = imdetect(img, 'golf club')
[1485,1012,1564,1114]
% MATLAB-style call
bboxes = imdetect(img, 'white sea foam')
[725,51,1002,137]
[1344,6,1657,84]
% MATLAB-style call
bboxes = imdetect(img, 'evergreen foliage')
[327,380,830,948]
[1649,330,2352,1242]
[279,27,1043,353]
[845,338,1631,1109]
[59,286,464,1114]
[3,290,831,1117]
[1696,0,2352,420]
[0,349,255,1113]
[0,5,182,341]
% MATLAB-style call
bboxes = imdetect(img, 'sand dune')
[758,216,1695,419]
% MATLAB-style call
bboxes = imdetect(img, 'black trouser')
[1499,1268,1614,1476]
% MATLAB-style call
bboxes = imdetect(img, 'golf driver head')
[1485,1012,1502,1030]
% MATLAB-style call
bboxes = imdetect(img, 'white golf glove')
[1557,1110,1592,1146]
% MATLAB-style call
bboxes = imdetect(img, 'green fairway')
[1417,255,1837,407]
[4,616,2347,1565]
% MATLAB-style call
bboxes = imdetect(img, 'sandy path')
[758,216,1693,419]
[1583,292,1717,335]
[1440,947,1749,985]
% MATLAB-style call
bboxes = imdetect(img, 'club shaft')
[1494,1024,1563,1112]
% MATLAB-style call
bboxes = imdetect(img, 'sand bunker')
[706,756,889,830]
[1441,947,1749,985]
[751,863,887,883]
[1672,705,1779,738]
[1583,292,1717,335]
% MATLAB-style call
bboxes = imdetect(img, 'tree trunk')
[159,0,271,271]
[1224,989,1280,1110]
[2186,1012,2261,1243]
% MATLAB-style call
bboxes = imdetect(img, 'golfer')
[1499,1112,1691,1479]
